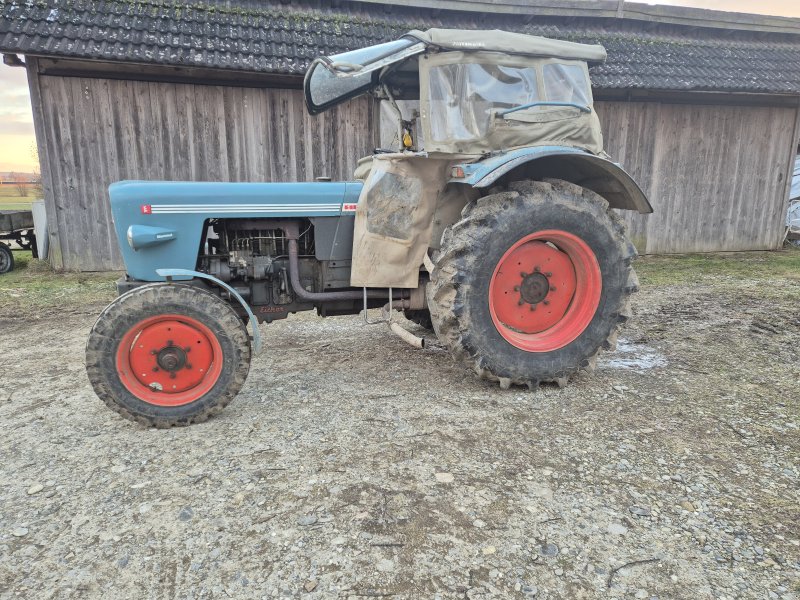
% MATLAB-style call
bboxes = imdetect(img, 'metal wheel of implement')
[0,243,14,275]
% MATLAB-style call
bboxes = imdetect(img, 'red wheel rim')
[489,230,602,352]
[115,315,222,406]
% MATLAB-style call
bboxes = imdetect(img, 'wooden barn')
[1,0,800,271]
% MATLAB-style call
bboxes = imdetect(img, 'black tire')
[0,243,14,274]
[85,283,252,427]
[427,179,638,389]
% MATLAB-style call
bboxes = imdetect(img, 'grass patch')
[0,251,119,319]
[1,246,799,319]
[635,246,800,287]
[0,185,38,209]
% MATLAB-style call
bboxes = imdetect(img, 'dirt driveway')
[0,252,798,599]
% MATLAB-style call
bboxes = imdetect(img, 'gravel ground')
[0,254,798,599]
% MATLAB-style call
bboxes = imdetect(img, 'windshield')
[305,38,421,115]
[427,60,592,142]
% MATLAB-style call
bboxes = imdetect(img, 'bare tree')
[30,168,43,199]
[10,172,29,197]
[29,143,42,198]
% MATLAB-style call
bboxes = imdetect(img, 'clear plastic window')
[543,63,591,106]
[428,63,540,142]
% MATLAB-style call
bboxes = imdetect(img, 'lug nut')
[152,367,159,372]
[543,300,550,306]
[545,272,552,278]
[534,266,541,273]
[518,299,524,306]
[550,286,557,292]
[520,272,527,278]
[513,286,520,292]
[529,305,536,311]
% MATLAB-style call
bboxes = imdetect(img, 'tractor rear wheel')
[86,283,251,427]
[0,243,13,274]
[428,179,638,389]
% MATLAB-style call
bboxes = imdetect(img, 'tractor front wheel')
[428,179,638,389]
[86,284,251,427]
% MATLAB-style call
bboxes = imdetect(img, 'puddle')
[599,338,667,370]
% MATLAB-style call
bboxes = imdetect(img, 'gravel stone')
[608,523,628,535]
[1,259,798,597]
[376,559,394,573]
[539,542,559,557]
[26,484,44,495]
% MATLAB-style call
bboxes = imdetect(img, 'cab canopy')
[304,29,607,155]
[304,28,605,115]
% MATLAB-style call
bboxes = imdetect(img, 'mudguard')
[450,146,653,214]
[156,268,262,353]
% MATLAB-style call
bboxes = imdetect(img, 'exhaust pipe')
[381,300,425,349]
[284,222,404,303]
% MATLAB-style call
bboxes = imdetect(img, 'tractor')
[86,29,652,427]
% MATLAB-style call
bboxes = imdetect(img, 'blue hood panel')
[110,181,363,281]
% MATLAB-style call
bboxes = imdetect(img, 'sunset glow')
[0,65,36,173]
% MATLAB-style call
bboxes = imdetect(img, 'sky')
[0,64,38,173]
[1,0,799,174]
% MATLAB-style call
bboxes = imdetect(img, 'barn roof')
[2,0,800,95]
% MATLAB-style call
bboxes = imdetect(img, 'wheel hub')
[519,271,550,305]
[156,344,189,373]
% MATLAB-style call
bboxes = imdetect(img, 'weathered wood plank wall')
[30,71,378,271]
[28,63,798,270]
[596,101,799,254]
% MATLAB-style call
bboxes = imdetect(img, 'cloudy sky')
[1,0,799,173]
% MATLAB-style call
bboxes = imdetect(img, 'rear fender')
[452,147,653,214]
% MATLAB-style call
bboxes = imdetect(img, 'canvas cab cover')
[304,29,606,117]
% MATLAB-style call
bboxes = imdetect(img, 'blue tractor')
[86,29,652,427]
